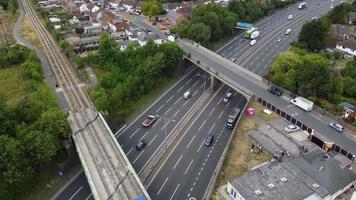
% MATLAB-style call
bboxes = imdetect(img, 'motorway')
[52,0,355,199]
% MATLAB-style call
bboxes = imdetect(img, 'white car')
[250,39,257,46]
[284,125,300,133]
[288,15,293,20]
[285,28,291,35]
[328,122,344,133]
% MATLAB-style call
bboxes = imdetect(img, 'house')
[108,19,129,33]
[83,21,102,35]
[339,102,356,119]
[227,148,356,200]
[336,40,356,56]
[63,0,79,13]
[96,10,116,29]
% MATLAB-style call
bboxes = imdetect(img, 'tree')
[298,19,330,51]
[97,33,121,68]
[91,87,110,112]
[75,26,84,34]
[173,20,191,38]
[141,0,162,21]
[187,23,211,44]
[37,107,70,140]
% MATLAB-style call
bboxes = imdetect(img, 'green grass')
[0,66,27,107]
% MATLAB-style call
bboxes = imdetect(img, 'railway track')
[21,0,148,199]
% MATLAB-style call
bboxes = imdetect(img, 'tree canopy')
[298,19,330,51]
[141,0,163,21]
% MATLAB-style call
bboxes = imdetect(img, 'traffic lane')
[148,86,244,200]
[54,172,93,200]
[124,74,211,172]
[180,40,356,154]
[146,85,231,199]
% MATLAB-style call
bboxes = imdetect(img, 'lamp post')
[196,73,211,92]
[156,115,176,149]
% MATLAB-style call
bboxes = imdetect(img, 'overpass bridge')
[178,39,356,160]
[21,0,149,199]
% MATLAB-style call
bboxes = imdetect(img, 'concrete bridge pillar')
[210,74,217,92]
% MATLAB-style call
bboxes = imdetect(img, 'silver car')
[328,122,344,133]
[284,125,300,133]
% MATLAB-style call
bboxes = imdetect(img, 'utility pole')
[0,17,9,46]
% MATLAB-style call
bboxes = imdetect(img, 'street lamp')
[196,73,211,92]
[156,114,176,149]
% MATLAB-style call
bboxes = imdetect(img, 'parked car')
[268,86,283,96]
[223,92,233,103]
[284,125,300,133]
[328,122,344,133]
[136,140,146,150]
[204,134,214,146]
[142,115,156,127]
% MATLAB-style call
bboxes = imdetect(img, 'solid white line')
[156,104,165,112]
[69,186,83,200]
[218,111,224,119]
[199,120,206,131]
[85,193,93,200]
[172,109,180,118]
[185,159,194,174]
[129,128,140,139]
[209,107,215,116]
[173,155,183,170]
[173,97,181,105]
[114,124,126,136]
[197,141,204,152]
[148,134,158,146]
[126,147,134,155]
[186,135,196,149]
[157,177,169,195]
[177,85,184,92]
[166,95,175,103]
[169,184,180,200]
[209,123,216,133]
[133,150,145,164]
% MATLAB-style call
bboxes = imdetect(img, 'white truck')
[250,31,260,39]
[291,97,313,111]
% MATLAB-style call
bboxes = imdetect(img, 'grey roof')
[340,102,356,110]
[230,148,356,200]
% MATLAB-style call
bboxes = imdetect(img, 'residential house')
[83,21,102,35]
[108,19,129,33]
[96,10,116,29]
[64,0,79,13]
[336,40,356,56]
[227,148,356,200]
[339,102,356,118]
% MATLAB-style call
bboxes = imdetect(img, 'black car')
[204,134,214,146]
[268,87,283,96]
[136,140,146,150]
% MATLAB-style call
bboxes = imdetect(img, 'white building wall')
[336,44,356,56]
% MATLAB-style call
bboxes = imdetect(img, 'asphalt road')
[218,0,342,76]
[146,85,247,200]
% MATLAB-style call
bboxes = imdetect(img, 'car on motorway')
[142,115,156,127]
[284,125,300,133]
[285,28,292,35]
[136,140,146,150]
[230,58,237,63]
[183,91,192,99]
[288,14,293,20]
[328,122,344,133]
[250,39,257,46]
[204,134,214,146]
[277,37,282,42]
[267,86,283,96]
[223,92,233,103]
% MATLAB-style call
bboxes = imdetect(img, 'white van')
[285,28,291,35]
[288,15,293,20]
[183,91,191,99]
[250,39,257,46]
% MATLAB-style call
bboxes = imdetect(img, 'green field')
[0,66,27,107]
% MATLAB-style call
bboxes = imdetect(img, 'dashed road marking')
[199,120,206,131]
[173,155,183,170]
[157,177,169,195]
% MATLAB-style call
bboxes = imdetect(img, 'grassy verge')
[249,101,279,121]
[0,8,18,44]
[0,66,27,107]
[20,15,44,50]
[206,35,237,52]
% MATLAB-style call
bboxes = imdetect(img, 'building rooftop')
[230,148,356,200]
[340,102,356,111]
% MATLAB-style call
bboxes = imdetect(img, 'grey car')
[328,122,344,133]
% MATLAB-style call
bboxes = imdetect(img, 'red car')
[142,115,156,127]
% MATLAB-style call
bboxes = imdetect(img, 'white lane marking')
[199,120,206,131]
[152,118,161,128]
[138,131,148,142]
[186,135,196,149]
[185,159,194,174]
[165,107,172,115]
[172,109,180,118]
[197,141,204,152]
[148,134,158,146]
[208,123,216,133]
[173,97,181,105]
[166,95,175,103]
[209,107,215,116]
[193,89,198,96]
[156,104,165,112]
[169,184,180,200]
[161,120,171,130]
[185,78,192,85]
[225,100,231,108]
[218,111,224,119]
[69,186,83,200]
[177,85,184,92]
[173,155,183,170]
[133,150,145,164]
[85,193,93,200]
[126,147,134,155]
[157,177,169,195]
[129,128,140,139]
[200,83,204,89]
[183,99,190,107]
[192,80,199,87]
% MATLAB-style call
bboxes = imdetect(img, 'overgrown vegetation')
[0,0,18,14]
[88,34,184,119]
[0,45,70,199]
[173,0,299,44]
